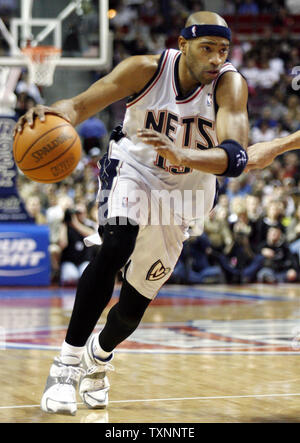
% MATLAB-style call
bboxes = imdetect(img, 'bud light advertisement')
[0,224,50,285]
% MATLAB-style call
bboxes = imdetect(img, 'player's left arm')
[215,71,249,150]
[138,72,249,176]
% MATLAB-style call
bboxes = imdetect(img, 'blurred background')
[2,0,300,287]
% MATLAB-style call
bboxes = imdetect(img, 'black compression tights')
[98,279,151,352]
[65,220,151,348]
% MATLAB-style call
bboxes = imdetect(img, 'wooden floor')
[1,283,300,423]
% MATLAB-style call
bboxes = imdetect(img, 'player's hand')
[137,128,183,165]
[14,105,71,136]
[245,141,277,172]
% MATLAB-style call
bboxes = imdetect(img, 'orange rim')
[21,46,61,62]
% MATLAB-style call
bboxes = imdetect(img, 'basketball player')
[246,130,300,171]
[15,11,249,415]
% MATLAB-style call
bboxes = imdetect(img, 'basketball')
[13,113,82,183]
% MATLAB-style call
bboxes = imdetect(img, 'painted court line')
[1,392,300,410]
[2,343,300,355]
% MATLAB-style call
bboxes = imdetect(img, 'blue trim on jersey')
[212,63,248,115]
[98,153,121,220]
[212,178,219,210]
[173,53,202,101]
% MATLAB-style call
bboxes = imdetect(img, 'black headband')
[180,24,231,42]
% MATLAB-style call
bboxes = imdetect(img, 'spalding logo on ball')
[13,114,82,183]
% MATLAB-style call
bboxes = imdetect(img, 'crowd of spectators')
[5,0,300,285]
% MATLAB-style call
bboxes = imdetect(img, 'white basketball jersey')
[109,48,238,216]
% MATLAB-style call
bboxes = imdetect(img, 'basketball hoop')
[21,45,61,87]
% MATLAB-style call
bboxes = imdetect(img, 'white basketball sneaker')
[79,335,114,409]
[40,356,85,415]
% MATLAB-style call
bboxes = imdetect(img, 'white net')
[22,46,61,87]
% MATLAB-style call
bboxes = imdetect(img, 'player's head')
[178,11,231,85]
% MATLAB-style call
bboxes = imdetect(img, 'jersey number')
[146,112,214,174]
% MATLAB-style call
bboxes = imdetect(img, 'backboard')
[0,0,110,70]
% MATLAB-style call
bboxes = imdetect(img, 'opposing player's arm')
[15,55,160,131]
[138,71,249,176]
[246,130,300,171]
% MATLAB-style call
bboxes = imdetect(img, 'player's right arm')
[246,130,300,171]
[15,55,160,132]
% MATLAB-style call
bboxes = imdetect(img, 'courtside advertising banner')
[0,224,51,285]
[0,116,33,222]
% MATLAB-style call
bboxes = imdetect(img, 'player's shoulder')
[215,67,248,109]
[125,54,162,77]
[215,64,248,96]
[216,62,247,89]
[119,53,165,96]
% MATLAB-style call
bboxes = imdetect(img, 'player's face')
[185,36,230,85]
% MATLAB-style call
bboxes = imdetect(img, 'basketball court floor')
[0,282,300,423]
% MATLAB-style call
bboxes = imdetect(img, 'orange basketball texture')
[13,114,81,183]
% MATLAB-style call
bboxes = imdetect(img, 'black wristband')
[216,139,248,177]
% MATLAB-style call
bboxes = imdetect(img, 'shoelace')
[86,363,114,390]
[58,365,86,385]
[87,363,114,376]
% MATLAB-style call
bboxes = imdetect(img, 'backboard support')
[0,0,111,70]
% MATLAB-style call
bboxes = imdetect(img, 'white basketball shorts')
[96,154,188,299]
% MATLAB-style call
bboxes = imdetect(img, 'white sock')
[92,335,112,361]
[60,340,85,365]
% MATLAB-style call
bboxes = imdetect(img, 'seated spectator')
[228,196,248,225]
[59,203,96,286]
[256,58,281,90]
[85,147,102,179]
[267,96,288,122]
[272,6,293,29]
[0,0,17,17]
[15,92,37,118]
[257,227,299,283]
[221,0,236,14]
[257,199,286,244]
[287,204,300,262]
[211,220,264,284]
[245,194,263,251]
[240,57,259,94]
[15,71,44,104]
[271,181,295,219]
[274,122,291,139]
[217,193,230,212]
[282,152,300,181]
[254,107,278,129]
[226,177,251,202]
[204,209,233,255]
[46,194,74,283]
[286,95,300,126]
[169,234,224,285]
[246,194,262,222]
[238,0,259,14]
[46,195,73,239]
[25,195,47,225]
[281,111,300,133]
[269,56,285,78]
[251,120,278,144]
[147,29,166,54]
[26,194,64,283]
[78,116,107,155]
